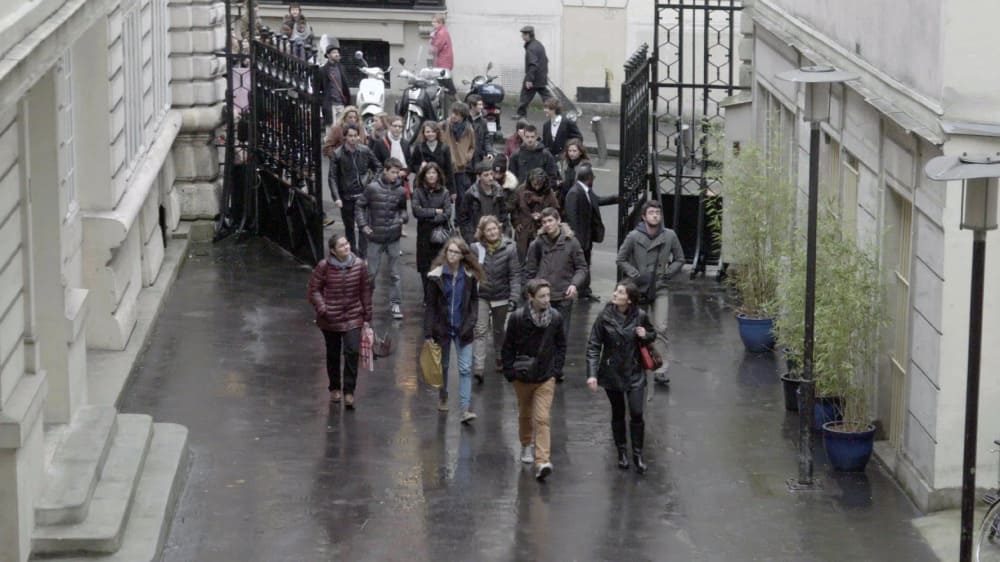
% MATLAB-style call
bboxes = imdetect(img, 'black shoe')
[555,376,565,384]
[633,451,647,474]
[323,216,336,227]
[617,447,630,470]
[512,114,527,121]
[474,373,484,385]
[654,372,671,385]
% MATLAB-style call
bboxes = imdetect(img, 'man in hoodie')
[329,125,382,257]
[509,125,558,185]
[615,199,685,384]
[524,208,588,382]
[441,102,478,209]
[356,158,409,320]
[458,162,509,243]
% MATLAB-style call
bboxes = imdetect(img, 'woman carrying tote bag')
[585,280,656,473]
[411,162,453,299]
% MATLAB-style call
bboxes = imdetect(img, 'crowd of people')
[308,16,687,483]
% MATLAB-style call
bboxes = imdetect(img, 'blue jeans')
[439,333,473,411]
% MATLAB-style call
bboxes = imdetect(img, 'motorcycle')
[354,51,391,136]
[463,62,505,141]
[395,56,451,144]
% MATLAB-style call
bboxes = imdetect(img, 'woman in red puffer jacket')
[308,234,372,409]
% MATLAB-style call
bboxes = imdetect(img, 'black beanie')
[492,154,508,173]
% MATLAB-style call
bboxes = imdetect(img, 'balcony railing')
[294,0,444,8]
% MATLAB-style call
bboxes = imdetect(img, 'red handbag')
[640,345,663,371]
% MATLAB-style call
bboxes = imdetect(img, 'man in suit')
[541,99,582,158]
[563,162,618,301]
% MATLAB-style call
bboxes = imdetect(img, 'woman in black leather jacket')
[586,280,656,473]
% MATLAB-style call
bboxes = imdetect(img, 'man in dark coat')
[458,163,509,243]
[515,25,553,120]
[320,45,351,127]
[615,199,685,385]
[508,125,559,184]
[329,125,382,257]
[356,158,408,320]
[563,162,618,301]
[502,278,566,481]
[541,99,582,158]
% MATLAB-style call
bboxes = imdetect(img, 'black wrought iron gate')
[617,45,653,247]
[219,0,326,264]
[653,0,745,277]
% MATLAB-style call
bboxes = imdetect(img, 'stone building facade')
[0,0,224,559]
[735,0,1000,511]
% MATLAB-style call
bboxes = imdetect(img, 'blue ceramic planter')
[822,422,876,472]
[736,314,775,353]
[812,396,842,431]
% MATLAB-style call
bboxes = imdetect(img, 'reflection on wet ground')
[120,237,937,561]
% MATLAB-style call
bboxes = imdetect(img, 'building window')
[56,53,76,219]
[122,5,144,175]
[151,0,169,119]
[883,188,912,450]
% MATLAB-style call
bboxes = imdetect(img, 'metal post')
[591,116,608,166]
[791,121,821,489]
[959,230,986,562]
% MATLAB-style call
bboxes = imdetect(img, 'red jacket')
[308,254,372,332]
[430,26,453,70]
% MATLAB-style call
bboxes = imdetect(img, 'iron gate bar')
[617,44,652,254]
[652,0,747,277]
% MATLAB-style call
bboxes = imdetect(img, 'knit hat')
[492,154,508,173]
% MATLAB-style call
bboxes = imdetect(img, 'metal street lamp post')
[925,152,1000,562]
[776,65,857,490]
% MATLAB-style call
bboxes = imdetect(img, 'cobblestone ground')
[120,233,938,562]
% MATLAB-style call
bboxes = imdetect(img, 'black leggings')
[322,328,361,393]
[605,387,645,423]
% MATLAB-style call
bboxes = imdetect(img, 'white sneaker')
[535,462,553,481]
[391,304,403,320]
[461,410,477,424]
[520,445,535,464]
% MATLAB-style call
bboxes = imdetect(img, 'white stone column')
[169,0,226,220]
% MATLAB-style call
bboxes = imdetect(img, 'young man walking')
[441,102,478,208]
[524,208,588,381]
[541,99,582,158]
[329,125,382,257]
[321,45,351,128]
[615,200,685,384]
[508,125,559,184]
[563,162,617,301]
[502,279,566,481]
[356,158,409,319]
[457,162,509,243]
[515,25,553,120]
[467,94,493,165]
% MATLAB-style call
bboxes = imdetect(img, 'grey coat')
[524,223,588,302]
[472,237,522,304]
[616,223,685,302]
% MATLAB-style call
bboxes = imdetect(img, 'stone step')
[36,406,119,526]
[41,423,189,562]
[32,414,154,556]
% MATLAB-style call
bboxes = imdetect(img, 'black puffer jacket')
[355,175,408,244]
[472,237,521,303]
[586,304,656,392]
[501,306,566,383]
[523,38,549,85]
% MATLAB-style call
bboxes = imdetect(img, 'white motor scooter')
[354,51,391,136]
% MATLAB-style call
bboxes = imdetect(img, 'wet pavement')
[120,228,939,561]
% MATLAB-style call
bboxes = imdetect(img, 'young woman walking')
[410,121,456,199]
[585,281,656,472]
[424,238,486,422]
[470,215,521,383]
[308,234,372,409]
[411,163,453,298]
[558,139,590,208]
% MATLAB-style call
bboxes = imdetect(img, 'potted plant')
[776,208,886,470]
[710,142,796,352]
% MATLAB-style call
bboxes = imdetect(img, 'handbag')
[419,340,443,387]
[430,223,452,245]
[640,344,663,371]
[373,332,392,358]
